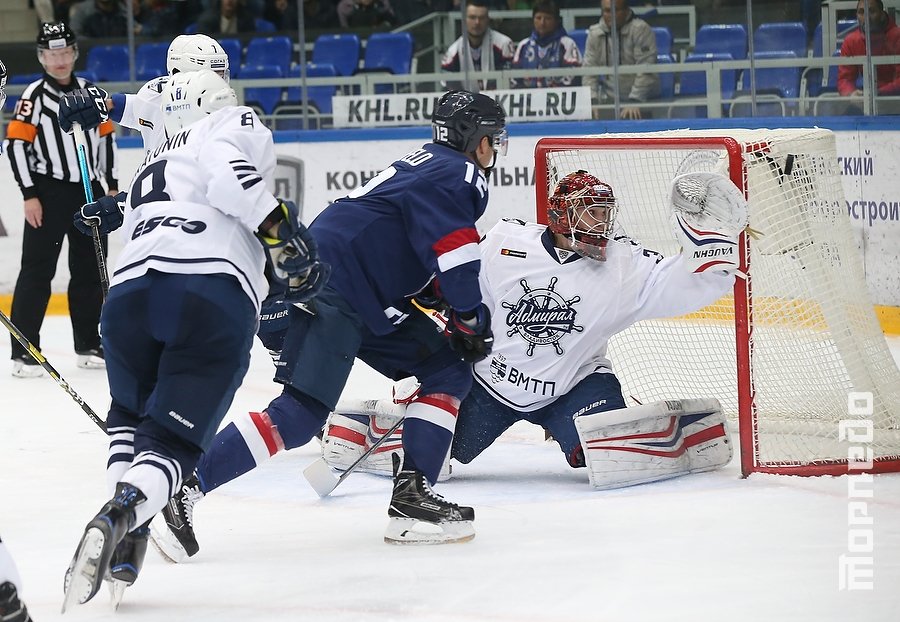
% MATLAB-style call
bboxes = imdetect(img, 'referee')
[3,22,118,378]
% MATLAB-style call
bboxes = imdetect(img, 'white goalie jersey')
[473,219,735,412]
[111,106,278,312]
[117,76,169,149]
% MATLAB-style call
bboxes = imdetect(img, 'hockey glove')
[74,191,126,236]
[447,304,493,363]
[413,278,449,312]
[257,200,330,304]
[59,86,109,133]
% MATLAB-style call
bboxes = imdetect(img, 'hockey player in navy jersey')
[151,90,507,555]
[321,168,746,490]
[62,70,326,611]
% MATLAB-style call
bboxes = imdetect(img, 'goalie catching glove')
[670,171,749,275]
[73,191,127,236]
[447,304,493,363]
[58,85,109,133]
[257,199,330,303]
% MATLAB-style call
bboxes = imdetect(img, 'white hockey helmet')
[167,34,230,81]
[161,69,237,136]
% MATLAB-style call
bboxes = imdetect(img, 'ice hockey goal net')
[534,129,900,476]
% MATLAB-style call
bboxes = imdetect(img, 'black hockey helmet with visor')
[431,90,508,159]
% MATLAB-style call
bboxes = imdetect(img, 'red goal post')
[534,131,900,477]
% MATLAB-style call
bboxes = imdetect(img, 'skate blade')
[62,527,107,613]
[108,578,128,611]
[148,515,188,564]
[384,518,475,545]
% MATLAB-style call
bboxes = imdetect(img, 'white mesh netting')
[537,129,900,474]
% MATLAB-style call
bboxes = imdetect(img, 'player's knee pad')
[574,398,732,490]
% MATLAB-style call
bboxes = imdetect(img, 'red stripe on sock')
[329,424,366,446]
[414,393,460,417]
[249,411,285,456]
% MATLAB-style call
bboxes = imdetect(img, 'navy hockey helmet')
[0,59,7,111]
[548,170,617,261]
[37,21,77,50]
[431,90,507,157]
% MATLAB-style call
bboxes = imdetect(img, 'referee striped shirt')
[3,73,117,200]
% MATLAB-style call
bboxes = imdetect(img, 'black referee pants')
[10,175,107,360]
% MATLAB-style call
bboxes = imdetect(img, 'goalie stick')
[73,123,110,302]
[303,401,404,497]
[0,308,106,432]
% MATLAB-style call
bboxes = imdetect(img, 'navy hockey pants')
[101,271,257,452]
[451,372,627,468]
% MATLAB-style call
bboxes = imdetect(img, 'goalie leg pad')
[321,413,369,470]
[574,398,731,490]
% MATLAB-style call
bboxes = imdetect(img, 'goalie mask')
[548,170,617,261]
[431,90,507,174]
[36,22,78,81]
[161,69,237,136]
[167,34,230,82]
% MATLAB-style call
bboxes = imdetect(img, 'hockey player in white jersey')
[62,69,327,612]
[57,33,229,150]
[323,168,746,489]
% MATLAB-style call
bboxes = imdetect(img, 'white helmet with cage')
[167,34,230,81]
[161,69,237,136]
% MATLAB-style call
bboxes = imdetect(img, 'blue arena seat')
[568,28,588,57]
[672,52,737,118]
[652,27,673,57]
[243,36,293,75]
[219,38,243,78]
[312,34,361,77]
[730,51,802,117]
[656,53,675,99]
[135,42,169,81]
[86,45,131,82]
[254,18,276,32]
[359,32,414,94]
[285,63,338,115]
[695,24,747,60]
[240,64,284,115]
[754,22,807,58]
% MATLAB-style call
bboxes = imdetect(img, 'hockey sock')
[196,388,328,493]
[106,404,141,496]
[401,417,452,485]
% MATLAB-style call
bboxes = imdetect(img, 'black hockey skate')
[385,453,474,545]
[107,523,150,610]
[150,472,202,563]
[0,581,32,622]
[63,482,146,612]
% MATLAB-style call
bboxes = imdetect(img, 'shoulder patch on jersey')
[138,118,154,129]
[614,235,664,264]
[500,248,527,259]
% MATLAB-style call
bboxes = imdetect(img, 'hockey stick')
[303,401,404,497]
[73,123,110,302]
[0,308,106,432]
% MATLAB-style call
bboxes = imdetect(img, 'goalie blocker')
[574,398,732,489]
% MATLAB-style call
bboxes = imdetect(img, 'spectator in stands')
[81,0,128,38]
[299,0,340,29]
[197,0,256,34]
[838,0,900,112]
[337,0,395,29]
[441,0,515,90]
[263,0,297,29]
[135,0,197,36]
[583,0,659,120]
[511,0,582,89]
